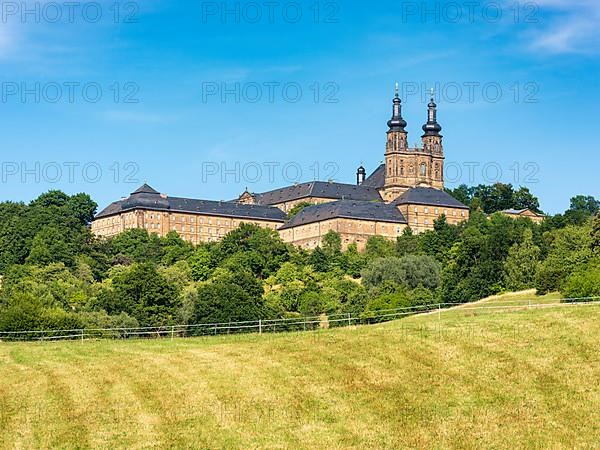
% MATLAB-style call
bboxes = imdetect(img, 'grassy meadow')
[1,292,599,449]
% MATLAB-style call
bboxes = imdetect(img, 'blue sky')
[1,0,599,214]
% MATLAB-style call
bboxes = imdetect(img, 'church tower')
[381,84,410,201]
[380,86,446,202]
[421,93,444,190]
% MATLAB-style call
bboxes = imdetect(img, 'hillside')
[1,293,599,449]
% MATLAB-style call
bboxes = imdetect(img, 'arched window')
[420,163,427,176]
[434,143,440,153]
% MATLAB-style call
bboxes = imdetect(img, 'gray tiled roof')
[280,200,407,230]
[253,181,382,205]
[95,185,288,222]
[392,187,469,209]
[361,164,386,189]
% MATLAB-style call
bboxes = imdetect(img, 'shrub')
[562,264,600,301]
[361,255,441,291]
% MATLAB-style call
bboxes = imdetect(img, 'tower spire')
[422,88,442,137]
[387,83,407,132]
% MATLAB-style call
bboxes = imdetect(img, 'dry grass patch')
[0,292,599,449]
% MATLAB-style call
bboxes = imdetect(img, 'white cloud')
[528,0,600,54]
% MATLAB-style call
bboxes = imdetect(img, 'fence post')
[347,313,351,327]
[171,326,175,341]
[259,319,262,335]
[438,303,441,321]
[81,329,84,343]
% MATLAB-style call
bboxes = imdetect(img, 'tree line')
[0,184,599,334]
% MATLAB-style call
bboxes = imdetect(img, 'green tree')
[193,270,268,323]
[361,255,441,291]
[322,231,342,257]
[513,187,541,213]
[308,247,329,272]
[535,224,593,294]
[95,263,180,326]
[419,215,460,263]
[343,243,366,278]
[562,263,600,300]
[65,193,97,225]
[188,245,215,281]
[161,231,194,265]
[110,229,164,264]
[591,215,600,254]
[217,223,291,278]
[396,227,419,256]
[563,195,600,225]
[365,236,395,259]
[26,227,76,267]
[504,228,541,291]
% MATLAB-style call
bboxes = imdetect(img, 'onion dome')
[387,84,407,132]
[422,97,442,136]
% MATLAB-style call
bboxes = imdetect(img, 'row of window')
[145,222,227,235]
[415,207,466,218]
[145,212,231,227]
[387,162,442,178]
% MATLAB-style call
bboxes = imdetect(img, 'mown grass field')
[1,292,599,449]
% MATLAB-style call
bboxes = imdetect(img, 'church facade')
[92,88,470,250]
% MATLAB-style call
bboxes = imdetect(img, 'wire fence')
[1,296,599,342]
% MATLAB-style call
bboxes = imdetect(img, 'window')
[420,163,426,176]
[461,211,465,217]
[424,219,429,225]
[414,218,418,225]
[424,207,429,214]
[435,208,439,214]
[414,207,418,213]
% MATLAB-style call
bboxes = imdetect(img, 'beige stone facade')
[91,209,283,244]
[279,217,407,251]
[398,203,469,233]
